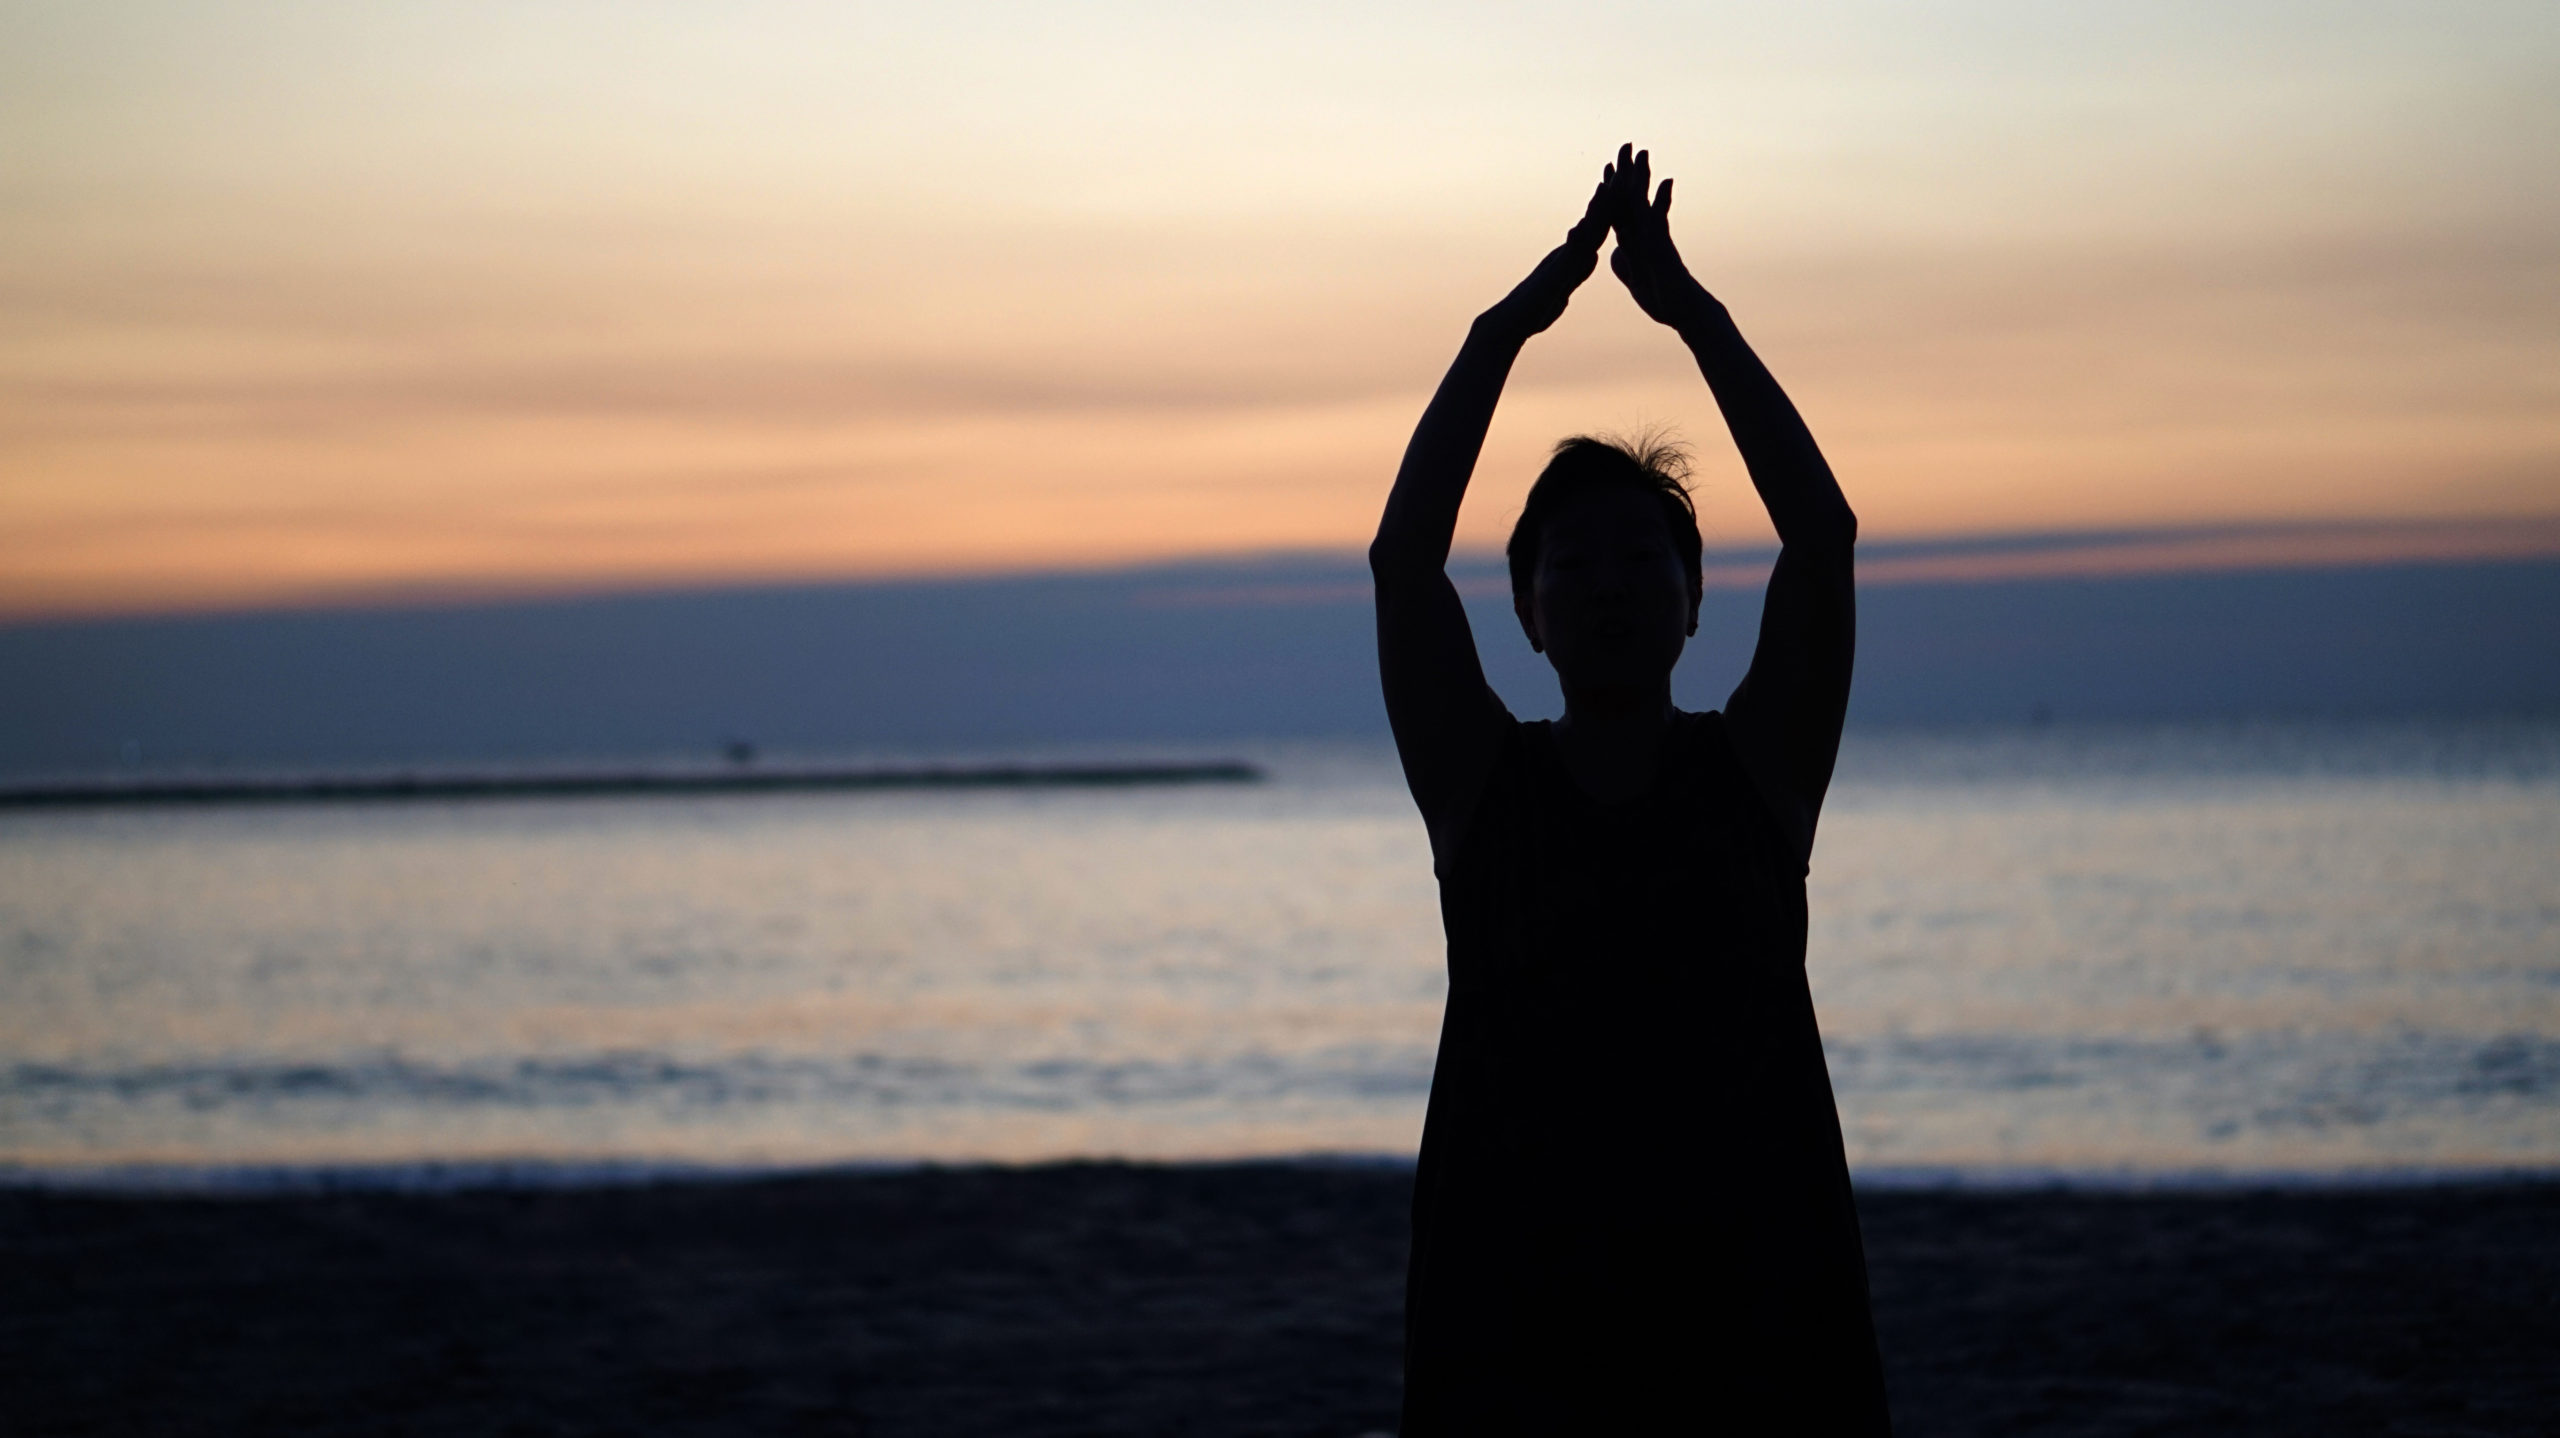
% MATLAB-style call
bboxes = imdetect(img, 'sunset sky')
[5,1,2555,617]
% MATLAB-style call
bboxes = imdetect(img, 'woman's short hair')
[1506,433,1702,611]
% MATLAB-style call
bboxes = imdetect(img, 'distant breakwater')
[0,760,1263,809]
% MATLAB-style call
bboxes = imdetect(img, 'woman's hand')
[1480,164,1616,339]
[1604,144,1715,330]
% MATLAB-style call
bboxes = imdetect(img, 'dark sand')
[7,1164,2555,1436]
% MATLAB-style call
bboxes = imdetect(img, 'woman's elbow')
[1817,486,1859,548]
[1790,497,1856,553]
[1368,533,1437,582]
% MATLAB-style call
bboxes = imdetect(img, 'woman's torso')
[1401,708,1889,1434]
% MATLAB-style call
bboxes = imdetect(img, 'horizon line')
[9,513,2559,628]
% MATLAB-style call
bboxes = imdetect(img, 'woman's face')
[1520,486,1698,691]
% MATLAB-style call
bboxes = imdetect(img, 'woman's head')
[1507,434,1703,690]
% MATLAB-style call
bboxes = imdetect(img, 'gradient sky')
[5,1,2556,616]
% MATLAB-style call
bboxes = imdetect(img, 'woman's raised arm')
[1605,147,1857,864]
[1372,168,1614,858]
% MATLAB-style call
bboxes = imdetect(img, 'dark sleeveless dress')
[1400,708,1891,1435]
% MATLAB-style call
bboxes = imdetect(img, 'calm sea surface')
[4,721,2556,1185]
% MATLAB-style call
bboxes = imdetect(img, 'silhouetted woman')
[1371,147,1889,1433]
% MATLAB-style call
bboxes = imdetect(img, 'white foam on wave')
[8,1153,2559,1197]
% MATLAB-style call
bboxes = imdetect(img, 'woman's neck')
[1553,681,1676,803]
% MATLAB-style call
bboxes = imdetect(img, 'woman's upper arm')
[1723,542,1855,864]
[1373,557,1508,862]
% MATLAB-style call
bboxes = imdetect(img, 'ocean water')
[3,721,2555,1186]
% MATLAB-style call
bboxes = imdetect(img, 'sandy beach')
[8,1163,2556,1436]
